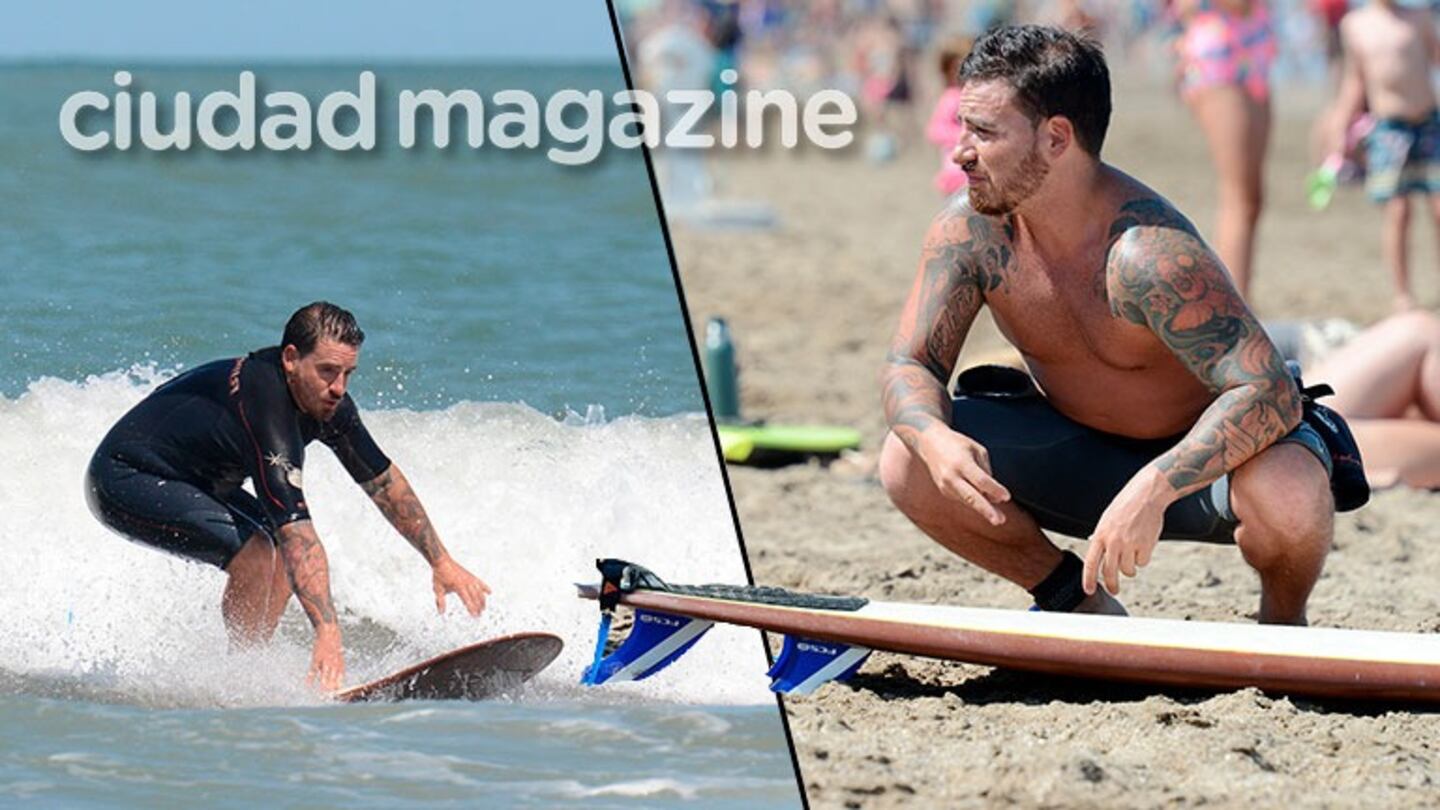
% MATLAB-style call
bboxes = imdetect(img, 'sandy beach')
[671,74,1440,808]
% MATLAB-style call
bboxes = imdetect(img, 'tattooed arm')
[883,204,1009,443]
[1083,201,1302,595]
[1108,212,1301,495]
[275,519,344,690]
[361,465,447,564]
[360,465,491,616]
[882,203,1014,523]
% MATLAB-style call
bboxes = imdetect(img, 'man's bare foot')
[1074,588,1128,616]
[1394,293,1418,312]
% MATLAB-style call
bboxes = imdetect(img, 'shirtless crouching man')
[879,26,1366,625]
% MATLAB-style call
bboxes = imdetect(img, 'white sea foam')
[566,777,700,800]
[0,367,771,707]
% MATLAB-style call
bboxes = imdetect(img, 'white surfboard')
[577,561,1440,703]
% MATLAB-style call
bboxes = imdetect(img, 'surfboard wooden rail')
[578,584,1440,703]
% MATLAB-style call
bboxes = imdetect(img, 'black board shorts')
[950,366,1333,544]
[85,451,275,570]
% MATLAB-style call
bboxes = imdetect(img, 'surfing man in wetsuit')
[879,26,1367,625]
[86,302,491,690]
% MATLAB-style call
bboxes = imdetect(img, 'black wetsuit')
[949,365,1345,544]
[85,347,391,569]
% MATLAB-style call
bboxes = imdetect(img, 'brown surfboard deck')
[335,632,563,703]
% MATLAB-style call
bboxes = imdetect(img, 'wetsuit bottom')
[950,366,1332,544]
[85,451,275,570]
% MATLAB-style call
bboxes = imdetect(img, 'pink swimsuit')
[1176,0,1276,102]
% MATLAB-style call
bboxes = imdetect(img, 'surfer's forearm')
[1148,381,1301,502]
[361,465,448,566]
[276,520,339,630]
[881,357,954,450]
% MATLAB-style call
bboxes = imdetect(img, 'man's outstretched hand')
[432,555,491,616]
[309,624,345,692]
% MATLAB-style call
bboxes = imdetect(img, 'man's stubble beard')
[968,144,1050,216]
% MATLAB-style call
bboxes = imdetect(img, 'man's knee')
[1231,443,1334,565]
[879,431,990,531]
[879,431,930,513]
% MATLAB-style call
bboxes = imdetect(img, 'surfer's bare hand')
[309,625,345,692]
[1084,470,1167,596]
[918,428,1011,525]
[432,556,491,617]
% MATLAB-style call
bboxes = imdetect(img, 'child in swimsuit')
[1332,0,1440,310]
[926,38,972,196]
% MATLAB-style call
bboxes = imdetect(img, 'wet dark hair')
[282,301,365,356]
[957,25,1111,157]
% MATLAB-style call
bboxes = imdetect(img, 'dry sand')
[670,76,1440,808]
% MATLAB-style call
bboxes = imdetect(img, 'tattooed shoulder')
[1102,196,1282,392]
[924,199,1014,294]
[1103,196,1217,325]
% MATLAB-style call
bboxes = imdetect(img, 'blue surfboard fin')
[587,610,613,681]
[766,635,871,695]
[581,608,715,686]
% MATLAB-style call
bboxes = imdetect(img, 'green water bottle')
[704,317,740,422]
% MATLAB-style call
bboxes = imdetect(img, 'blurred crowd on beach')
[614,0,1348,96]
[614,0,1368,156]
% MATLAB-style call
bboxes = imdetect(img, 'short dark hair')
[282,301,365,356]
[958,25,1111,157]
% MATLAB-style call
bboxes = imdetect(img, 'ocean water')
[0,64,800,807]
[1,63,697,415]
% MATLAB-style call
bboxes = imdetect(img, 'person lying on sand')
[878,25,1368,626]
[86,302,490,690]
[1304,309,1440,490]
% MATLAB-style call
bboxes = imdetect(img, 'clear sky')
[1,0,620,62]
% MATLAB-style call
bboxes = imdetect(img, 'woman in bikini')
[1172,0,1277,299]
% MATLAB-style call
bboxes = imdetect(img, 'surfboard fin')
[766,634,871,695]
[581,608,714,686]
[582,558,714,686]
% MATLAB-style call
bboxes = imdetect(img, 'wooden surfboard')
[335,632,563,703]
[578,581,1440,703]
